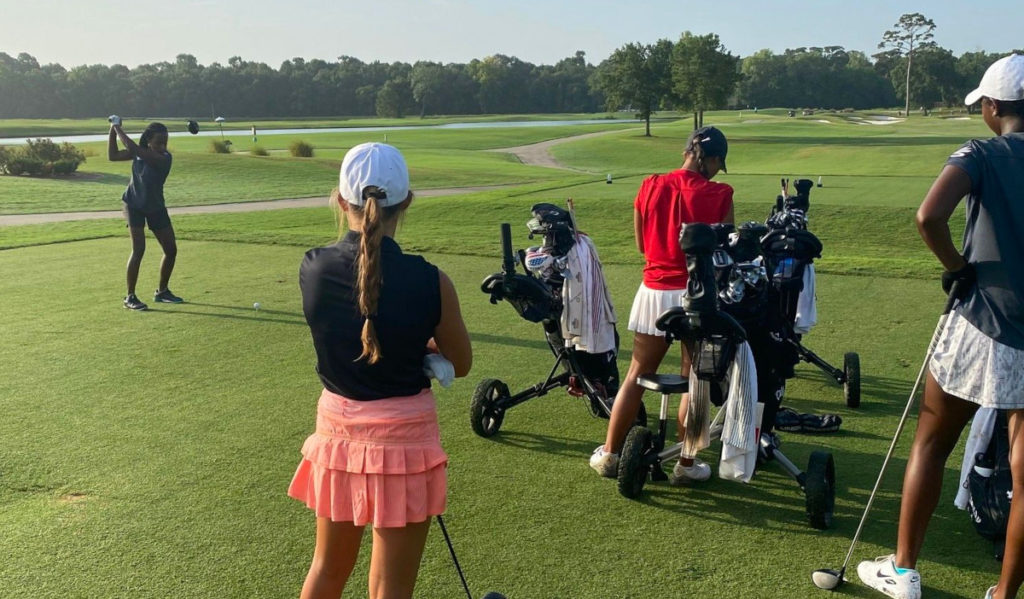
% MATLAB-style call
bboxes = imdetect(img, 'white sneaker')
[589,445,618,478]
[669,458,712,485]
[856,555,921,599]
[984,586,996,599]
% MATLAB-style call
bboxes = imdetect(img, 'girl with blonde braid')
[289,143,472,599]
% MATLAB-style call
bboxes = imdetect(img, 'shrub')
[250,145,269,156]
[7,157,46,176]
[52,159,80,175]
[289,140,314,157]
[0,139,85,176]
[209,140,232,154]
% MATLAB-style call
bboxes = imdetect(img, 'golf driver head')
[811,568,844,590]
[480,593,507,599]
[187,120,200,135]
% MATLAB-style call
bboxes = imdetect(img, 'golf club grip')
[942,279,965,315]
[500,223,515,275]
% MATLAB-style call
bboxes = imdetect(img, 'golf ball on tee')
[253,302,261,310]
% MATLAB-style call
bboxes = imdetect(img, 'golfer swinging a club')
[288,143,472,599]
[108,117,183,310]
[590,126,734,483]
[857,54,1024,599]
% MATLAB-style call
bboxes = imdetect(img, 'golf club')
[436,515,507,599]
[811,281,964,591]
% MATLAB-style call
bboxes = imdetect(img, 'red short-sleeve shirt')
[634,169,734,290]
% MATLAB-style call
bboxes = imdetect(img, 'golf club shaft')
[436,515,474,599]
[838,284,962,573]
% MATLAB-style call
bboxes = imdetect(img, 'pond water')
[0,119,639,145]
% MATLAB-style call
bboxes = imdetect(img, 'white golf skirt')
[930,308,1024,409]
[627,283,686,337]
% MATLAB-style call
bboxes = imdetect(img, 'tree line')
[0,15,1017,126]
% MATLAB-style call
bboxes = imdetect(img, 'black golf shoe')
[124,293,148,311]
[154,288,184,304]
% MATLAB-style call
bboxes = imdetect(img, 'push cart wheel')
[470,379,508,438]
[617,426,653,499]
[843,352,861,408]
[804,450,836,530]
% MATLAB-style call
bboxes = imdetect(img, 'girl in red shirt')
[591,127,734,484]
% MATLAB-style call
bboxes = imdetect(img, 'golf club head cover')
[108,115,122,126]
[942,262,976,300]
[680,223,718,314]
[187,120,200,135]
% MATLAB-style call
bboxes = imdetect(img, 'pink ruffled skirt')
[287,388,448,528]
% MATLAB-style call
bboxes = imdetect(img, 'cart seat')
[636,374,689,394]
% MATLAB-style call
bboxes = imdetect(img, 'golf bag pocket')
[694,336,738,383]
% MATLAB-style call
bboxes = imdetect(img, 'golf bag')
[471,203,623,438]
[689,221,793,436]
[966,410,1013,560]
[763,178,861,409]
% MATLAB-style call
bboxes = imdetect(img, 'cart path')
[0,185,509,226]
[1,129,634,226]
[486,128,633,171]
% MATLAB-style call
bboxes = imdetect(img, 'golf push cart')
[770,178,861,408]
[616,221,837,530]
[471,203,640,438]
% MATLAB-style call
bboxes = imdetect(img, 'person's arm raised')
[113,124,167,167]
[107,126,130,161]
[432,270,472,377]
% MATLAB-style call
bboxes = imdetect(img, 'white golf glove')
[108,115,122,127]
[423,353,455,388]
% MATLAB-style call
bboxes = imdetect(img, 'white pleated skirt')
[930,309,1024,409]
[627,283,687,337]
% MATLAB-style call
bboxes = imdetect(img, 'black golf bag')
[471,203,623,438]
[764,178,861,409]
[689,221,794,436]
[967,410,1013,561]
[625,221,837,529]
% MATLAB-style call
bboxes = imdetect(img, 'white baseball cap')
[964,54,1024,105]
[338,142,410,207]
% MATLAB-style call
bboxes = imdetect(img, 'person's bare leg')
[152,225,178,292]
[300,517,366,599]
[126,226,146,295]
[367,519,431,599]
[893,372,977,568]
[992,410,1024,599]
[677,340,695,467]
[602,332,670,454]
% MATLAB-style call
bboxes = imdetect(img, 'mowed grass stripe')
[0,237,998,598]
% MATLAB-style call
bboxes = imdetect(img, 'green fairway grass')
[0,112,998,598]
[0,123,641,215]
[0,236,995,599]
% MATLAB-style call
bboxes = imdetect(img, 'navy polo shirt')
[300,231,441,400]
[946,133,1024,349]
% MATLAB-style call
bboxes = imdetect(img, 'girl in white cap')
[857,54,1024,599]
[288,143,472,599]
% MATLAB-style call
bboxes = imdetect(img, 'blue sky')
[0,0,1015,67]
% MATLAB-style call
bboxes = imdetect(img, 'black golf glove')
[941,262,976,300]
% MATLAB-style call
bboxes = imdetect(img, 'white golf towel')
[955,407,998,510]
[681,341,760,483]
[719,342,759,482]
[794,264,817,334]
[561,234,617,354]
